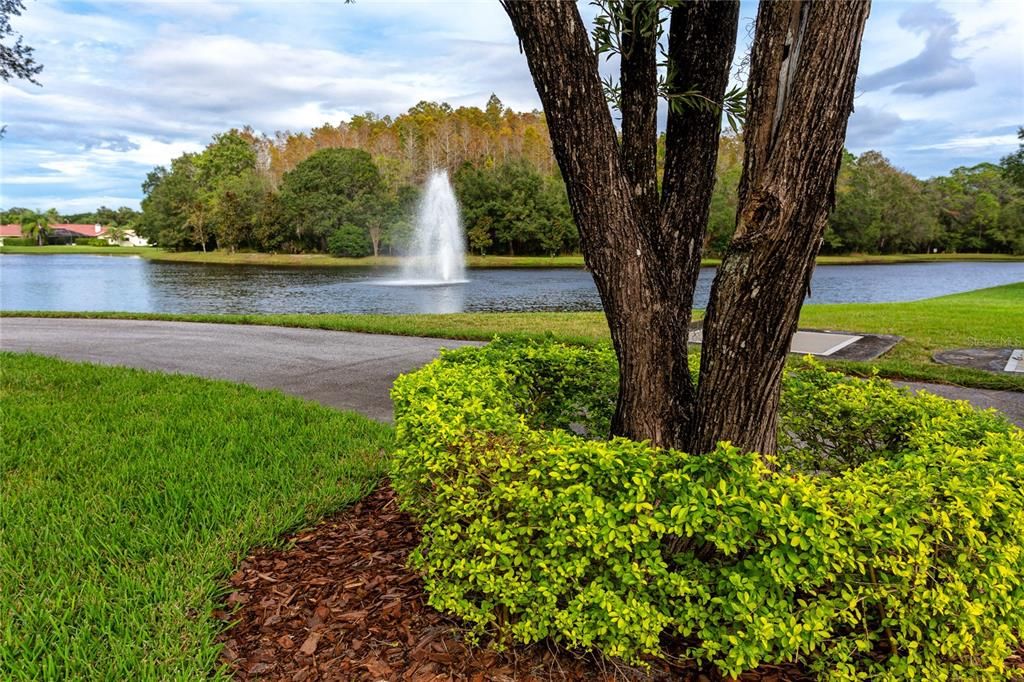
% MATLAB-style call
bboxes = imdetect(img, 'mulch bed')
[213,486,818,681]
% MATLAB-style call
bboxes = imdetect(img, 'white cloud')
[911,133,1020,152]
[1,0,1021,209]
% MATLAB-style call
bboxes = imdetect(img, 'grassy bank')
[148,251,592,269]
[6,283,1023,390]
[0,353,393,679]
[0,245,158,256]
[800,285,1024,389]
[3,245,1022,268]
[0,246,587,268]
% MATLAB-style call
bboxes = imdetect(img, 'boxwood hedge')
[391,338,1024,680]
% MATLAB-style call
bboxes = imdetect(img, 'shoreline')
[1,245,1022,269]
[4,282,1022,393]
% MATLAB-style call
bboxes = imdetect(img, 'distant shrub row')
[1,238,35,246]
[73,238,118,247]
[391,339,1024,680]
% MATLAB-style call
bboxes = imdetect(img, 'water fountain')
[397,169,467,285]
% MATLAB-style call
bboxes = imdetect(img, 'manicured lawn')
[0,246,589,269]
[6,283,1022,390]
[147,251,592,269]
[3,244,1021,268]
[0,353,393,679]
[801,284,1024,390]
[0,245,158,256]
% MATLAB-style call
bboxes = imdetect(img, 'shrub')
[391,339,1024,680]
[1,237,35,246]
[327,224,373,257]
[74,237,117,247]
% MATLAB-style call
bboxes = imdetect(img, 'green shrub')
[391,339,1024,680]
[1,237,35,246]
[74,237,116,247]
[327,224,372,257]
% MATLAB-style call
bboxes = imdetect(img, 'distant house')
[101,229,150,247]
[0,223,149,246]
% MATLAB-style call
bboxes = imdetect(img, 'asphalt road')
[1,317,1021,426]
[0,318,479,422]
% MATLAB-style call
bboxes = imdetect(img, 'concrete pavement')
[1,317,1021,426]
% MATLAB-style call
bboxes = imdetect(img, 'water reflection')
[1,255,1022,315]
[369,281,467,314]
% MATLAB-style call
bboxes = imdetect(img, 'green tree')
[19,208,57,245]
[104,224,128,244]
[0,206,29,224]
[827,151,940,254]
[0,0,41,84]
[706,164,741,254]
[251,189,289,253]
[138,156,200,249]
[279,148,385,251]
[996,198,1024,254]
[467,215,494,255]
[930,163,1022,253]
[454,161,573,256]
[999,127,1024,190]
[327,224,373,257]
[211,169,264,252]
[138,132,259,251]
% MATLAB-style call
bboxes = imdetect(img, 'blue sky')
[1,0,1022,213]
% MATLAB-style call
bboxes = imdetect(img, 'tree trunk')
[503,0,870,456]
[502,0,738,448]
[369,225,381,257]
[692,1,870,455]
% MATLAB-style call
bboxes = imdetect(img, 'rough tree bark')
[693,2,871,455]
[502,0,739,448]
[501,0,870,456]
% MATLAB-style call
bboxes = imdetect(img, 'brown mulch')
[214,486,813,681]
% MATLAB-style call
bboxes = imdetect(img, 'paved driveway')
[2,317,1021,426]
[0,318,478,422]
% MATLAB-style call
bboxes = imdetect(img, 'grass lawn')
[8,282,1021,391]
[801,284,1024,390]
[3,244,1022,268]
[0,353,393,679]
[0,245,159,257]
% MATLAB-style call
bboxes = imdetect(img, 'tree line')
[5,98,1022,256]
[132,96,579,256]
[706,133,1024,255]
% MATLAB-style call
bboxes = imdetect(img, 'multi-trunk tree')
[501,0,871,455]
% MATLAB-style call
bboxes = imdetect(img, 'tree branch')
[500,0,628,270]
[693,0,871,455]
[618,1,659,224]
[661,1,740,219]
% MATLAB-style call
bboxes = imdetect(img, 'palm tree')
[104,223,128,244]
[20,209,57,246]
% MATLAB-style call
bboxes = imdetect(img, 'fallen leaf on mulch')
[299,632,321,656]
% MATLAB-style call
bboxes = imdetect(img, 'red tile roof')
[1,223,107,238]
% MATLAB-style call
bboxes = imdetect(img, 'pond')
[1,255,1022,315]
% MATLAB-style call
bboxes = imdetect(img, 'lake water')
[1,255,1022,315]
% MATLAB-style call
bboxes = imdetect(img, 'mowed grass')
[0,246,588,269]
[800,284,1024,389]
[0,353,393,680]
[4,283,1023,390]
[3,244,1021,268]
[0,245,158,256]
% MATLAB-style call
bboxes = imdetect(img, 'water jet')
[394,169,467,286]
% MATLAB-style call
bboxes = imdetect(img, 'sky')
[1,0,1022,213]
